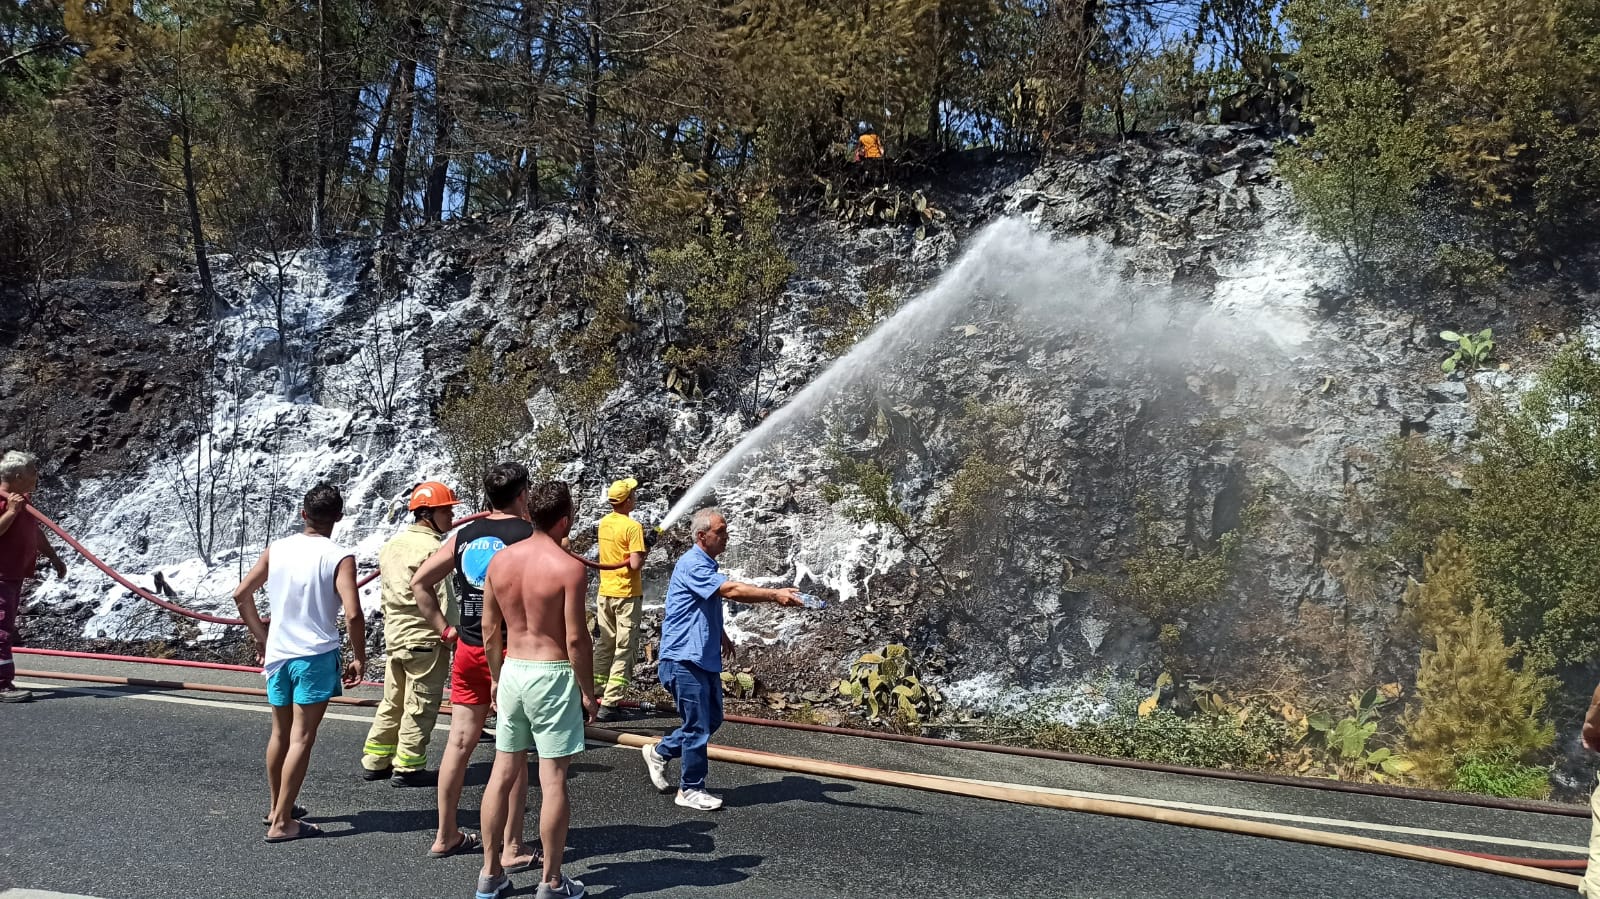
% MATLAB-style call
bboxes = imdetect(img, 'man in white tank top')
[232,483,366,843]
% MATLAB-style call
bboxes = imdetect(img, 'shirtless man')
[475,480,595,899]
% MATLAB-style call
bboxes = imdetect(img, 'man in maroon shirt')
[0,451,68,703]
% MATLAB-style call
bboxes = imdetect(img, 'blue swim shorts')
[265,649,344,707]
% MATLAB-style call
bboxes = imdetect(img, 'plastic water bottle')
[798,592,826,610]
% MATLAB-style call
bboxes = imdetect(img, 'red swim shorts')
[450,641,492,706]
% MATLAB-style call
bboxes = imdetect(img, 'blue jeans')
[654,658,723,791]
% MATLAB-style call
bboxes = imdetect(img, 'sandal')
[262,804,309,825]
[429,830,482,858]
[264,821,323,844]
[501,842,544,874]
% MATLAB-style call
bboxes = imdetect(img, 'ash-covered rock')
[3,125,1583,719]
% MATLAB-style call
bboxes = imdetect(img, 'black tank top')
[451,516,534,647]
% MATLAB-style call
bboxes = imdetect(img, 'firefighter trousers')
[592,594,641,708]
[361,644,450,773]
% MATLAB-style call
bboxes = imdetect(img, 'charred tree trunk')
[1062,0,1098,136]
[312,0,328,240]
[576,0,601,209]
[357,62,402,224]
[382,14,424,233]
[522,10,562,207]
[422,1,466,222]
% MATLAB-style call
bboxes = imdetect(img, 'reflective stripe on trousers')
[361,645,450,773]
[592,594,641,707]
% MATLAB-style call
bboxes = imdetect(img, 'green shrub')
[820,286,899,356]
[933,401,1027,561]
[437,346,536,489]
[834,644,943,726]
[1332,436,1465,601]
[1439,328,1494,375]
[821,444,939,573]
[1403,533,1476,636]
[1464,345,1600,665]
[1449,751,1552,800]
[647,196,793,392]
[1431,245,1506,293]
[552,357,620,463]
[1023,704,1293,771]
[1280,0,1431,282]
[1090,497,1258,640]
[1369,437,1465,570]
[1305,688,1414,781]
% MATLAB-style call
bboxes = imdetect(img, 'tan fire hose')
[587,727,1581,890]
[15,668,1583,889]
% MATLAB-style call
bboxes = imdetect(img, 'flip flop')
[264,821,323,844]
[501,843,544,874]
[428,830,482,858]
[262,804,308,825]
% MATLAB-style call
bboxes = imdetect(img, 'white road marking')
[947,776,1588,855]
[17,678,1586,855]
[1,890,108,898]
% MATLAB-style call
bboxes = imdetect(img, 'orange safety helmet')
[408,481,461,511]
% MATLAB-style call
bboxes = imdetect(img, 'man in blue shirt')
[641,507,802,810]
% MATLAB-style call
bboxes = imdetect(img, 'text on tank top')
[451,516,535,647]
[263,532,354,674]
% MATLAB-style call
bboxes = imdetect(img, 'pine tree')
[1401,536,1556,787]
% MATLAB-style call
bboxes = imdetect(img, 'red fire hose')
[27,505,248,625]
[12,646,386,687]
[16,646,267,674]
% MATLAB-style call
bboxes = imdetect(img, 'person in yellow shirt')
[594,477,648,722]
[360,481,460,786]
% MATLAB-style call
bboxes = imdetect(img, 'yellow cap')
[607,477,639,504]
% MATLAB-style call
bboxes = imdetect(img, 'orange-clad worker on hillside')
[360,481,461,785]
[854,121,884,163]
[593,477,653,723]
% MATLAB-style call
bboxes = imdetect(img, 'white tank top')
[263,533,354,676]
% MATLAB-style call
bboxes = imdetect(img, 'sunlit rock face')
[6,124,1520,718]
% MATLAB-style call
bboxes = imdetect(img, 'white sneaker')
[675,788,723,811]
[641,743,671,793]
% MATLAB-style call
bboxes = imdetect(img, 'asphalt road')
[0,659,1588,899]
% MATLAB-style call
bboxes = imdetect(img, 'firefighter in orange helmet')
[360,480,462,784]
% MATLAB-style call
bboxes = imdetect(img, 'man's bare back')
[483,531,587,663]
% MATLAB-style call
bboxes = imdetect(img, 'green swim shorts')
[495,659,586,757]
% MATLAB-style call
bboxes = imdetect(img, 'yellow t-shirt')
[598,512,645,597]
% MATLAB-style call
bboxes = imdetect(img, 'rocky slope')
[0,124,1584,724]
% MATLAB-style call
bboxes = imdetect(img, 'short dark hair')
[528,480,572,531]
[303,482,343,525]
[483,461,530,511]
